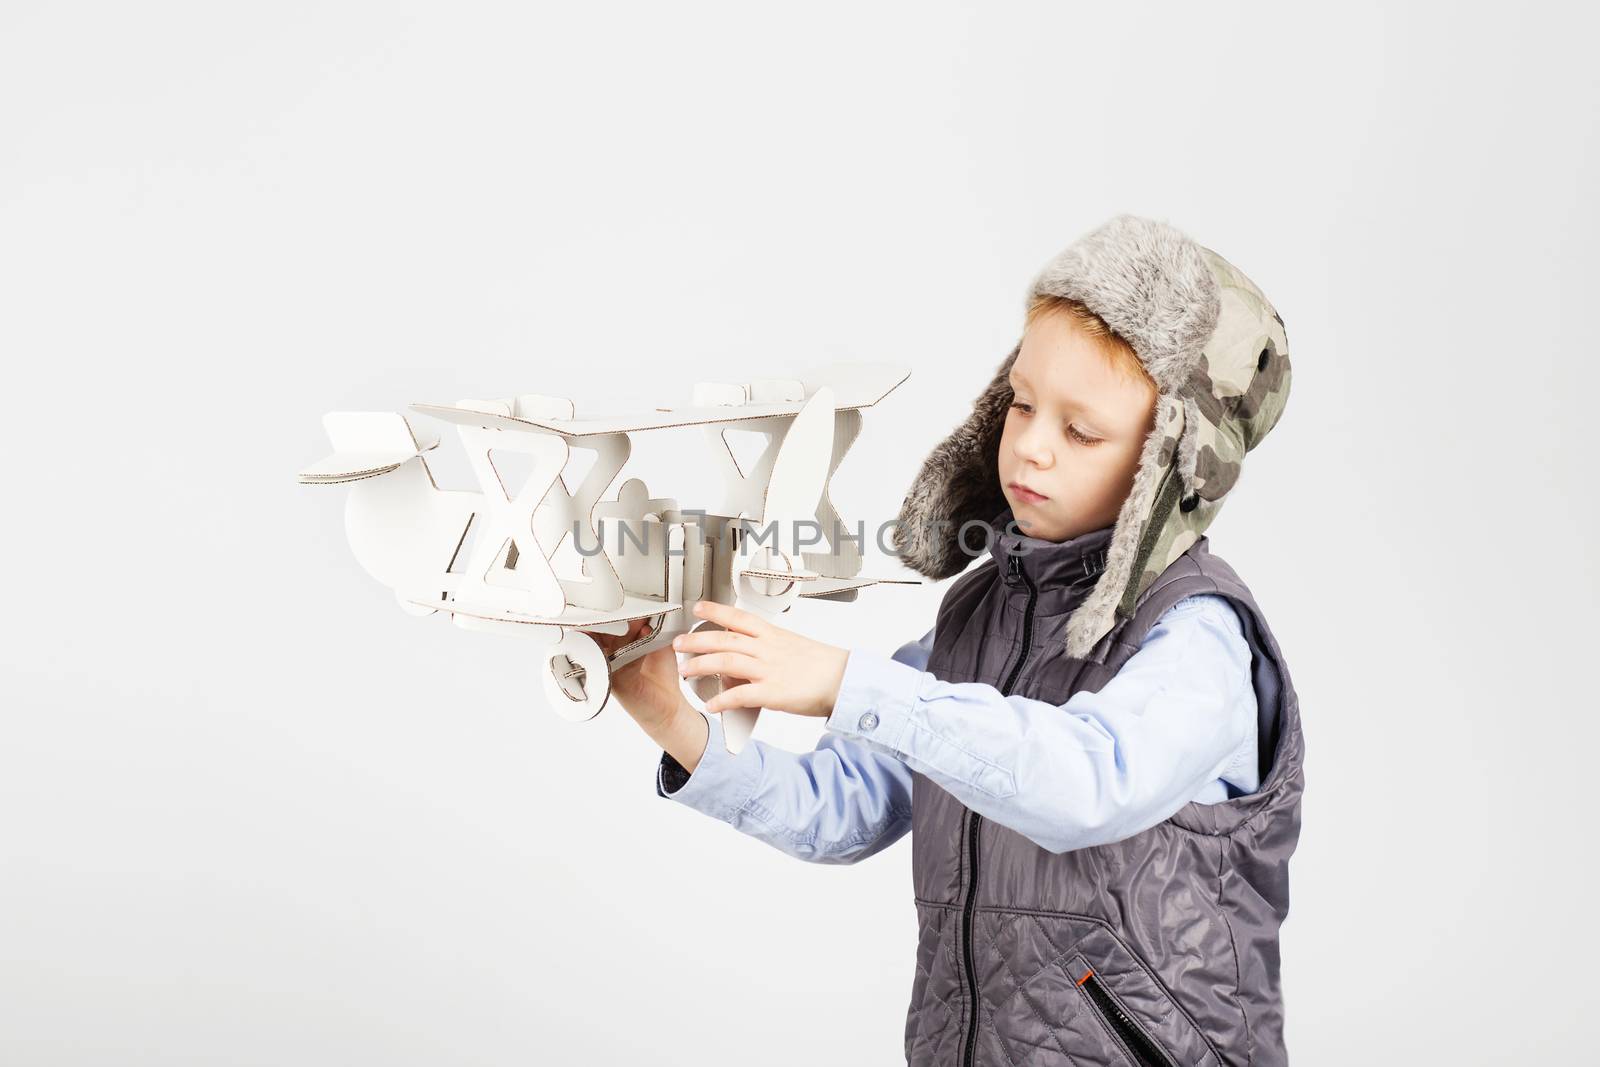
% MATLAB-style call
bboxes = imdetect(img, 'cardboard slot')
[720,429,774,481]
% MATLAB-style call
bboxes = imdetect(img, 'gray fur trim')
[890,342,1018,579]
[1028,214,1220,395]
[1064,394,1178,660]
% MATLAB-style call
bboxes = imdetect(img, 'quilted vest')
[904,517,1304,1066]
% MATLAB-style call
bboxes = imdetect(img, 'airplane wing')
[297,413,440,483]
[411,362,910,439]
[411,593,684,630]
[410,400,808,436]
[799,576,922,596]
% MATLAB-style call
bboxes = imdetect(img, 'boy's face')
[998,311,1157,542]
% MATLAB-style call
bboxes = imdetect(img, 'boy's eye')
[1011,402,1099,445]
[1067,424,1102,446]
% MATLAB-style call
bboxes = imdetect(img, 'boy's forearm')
[659,708,913,865]
[646,697,710,775]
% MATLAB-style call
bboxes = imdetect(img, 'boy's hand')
[592,617,711,776]
[672,601,850,719]
[591,617,685,733]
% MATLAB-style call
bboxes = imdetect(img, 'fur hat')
[891,213,1291,660]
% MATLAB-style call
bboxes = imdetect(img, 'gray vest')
[905,517,1304,1066]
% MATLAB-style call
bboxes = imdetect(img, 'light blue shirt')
[655,593,1259,864]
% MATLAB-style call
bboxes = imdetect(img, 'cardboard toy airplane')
[298,361,920,753]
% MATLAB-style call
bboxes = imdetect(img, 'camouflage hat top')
[891,213,1291,660]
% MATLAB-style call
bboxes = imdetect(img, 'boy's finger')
[672,629,751,655]
[681,651,761,680]
[706,683,762,715]
[590,622,639,652]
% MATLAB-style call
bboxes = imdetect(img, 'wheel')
[541,630,611,722]
[735,547,802,613]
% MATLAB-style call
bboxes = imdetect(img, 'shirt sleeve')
[823,594,1257,853]
[651,636,925,865]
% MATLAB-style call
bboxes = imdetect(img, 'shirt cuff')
[654,710,765,823]
[825,648,924,752]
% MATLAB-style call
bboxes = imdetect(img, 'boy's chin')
[1011,511,1048,535]
[1009,507,1073,543]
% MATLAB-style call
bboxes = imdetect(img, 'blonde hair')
[1025,294,1156,394]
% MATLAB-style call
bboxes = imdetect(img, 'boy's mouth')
[1010,482,1048,503]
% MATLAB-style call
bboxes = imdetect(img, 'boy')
[600,214,1302,1066]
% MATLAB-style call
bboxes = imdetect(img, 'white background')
[3,2,1595,1063]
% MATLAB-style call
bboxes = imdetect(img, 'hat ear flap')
[1176,394,1202,502]
[892,342,1019,579]
[1064,393,1187,660]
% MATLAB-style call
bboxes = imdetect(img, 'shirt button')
[858,711,880,732]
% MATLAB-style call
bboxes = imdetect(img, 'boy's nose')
[1013,436,1052,467]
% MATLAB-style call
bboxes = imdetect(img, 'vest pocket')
[1068,952,1177,1067]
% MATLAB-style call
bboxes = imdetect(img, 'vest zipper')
[1077,969,1178,1067]
[959,551,1037,1067]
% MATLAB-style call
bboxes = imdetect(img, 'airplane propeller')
[718,386,835,753]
